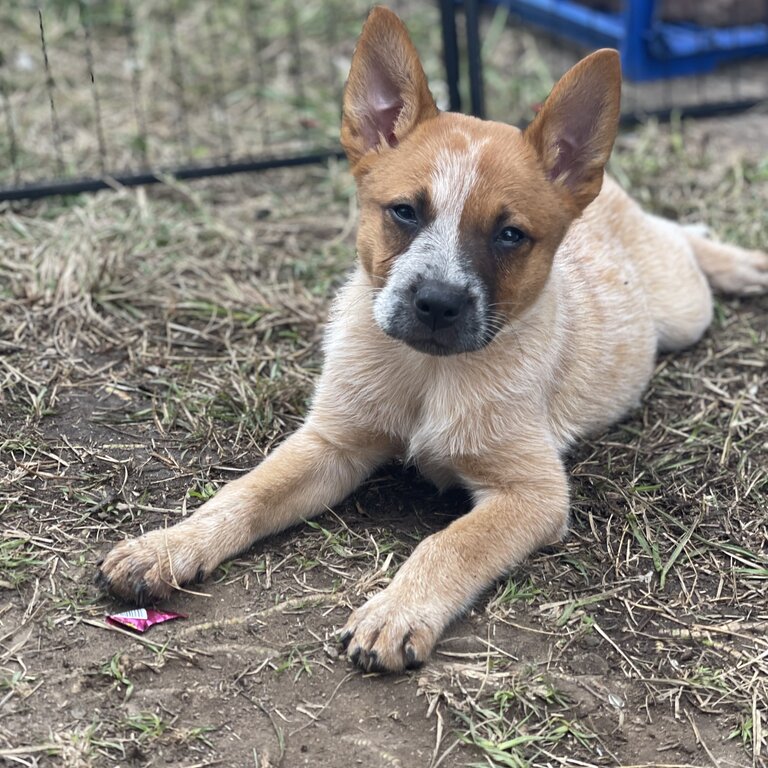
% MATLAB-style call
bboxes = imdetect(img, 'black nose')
[412,280,470,330]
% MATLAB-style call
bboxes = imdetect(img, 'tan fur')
[98,7,768,673]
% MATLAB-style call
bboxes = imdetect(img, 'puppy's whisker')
[486,303,546,334]
[340,288,379,315]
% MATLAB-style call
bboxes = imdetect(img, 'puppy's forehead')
[368,114,539,220]
[428,118,542,233]
[430,129,486,215]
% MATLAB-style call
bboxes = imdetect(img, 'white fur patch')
[430,134,486,259]
[373,135,489,329]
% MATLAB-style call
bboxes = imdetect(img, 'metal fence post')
[464,0,486,118]
[439,0,463,112]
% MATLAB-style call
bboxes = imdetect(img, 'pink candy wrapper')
[106,608,186,633]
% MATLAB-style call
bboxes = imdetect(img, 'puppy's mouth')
[382,325,496,357]
[400,339,491,357]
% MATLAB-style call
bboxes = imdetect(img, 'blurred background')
[0,0,766,199]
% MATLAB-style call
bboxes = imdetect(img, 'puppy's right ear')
[341,6,438,171]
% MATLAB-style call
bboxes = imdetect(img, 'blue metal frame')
[488,0,768,81]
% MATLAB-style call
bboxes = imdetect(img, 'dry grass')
[1,3,768,767]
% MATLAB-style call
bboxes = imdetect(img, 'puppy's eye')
[390,204,418,225]
[496,226,527,247]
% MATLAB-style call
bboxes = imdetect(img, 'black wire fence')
[0,0,766,201]
[0,0,447,200]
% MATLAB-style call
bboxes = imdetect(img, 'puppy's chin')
[403,338,481,357]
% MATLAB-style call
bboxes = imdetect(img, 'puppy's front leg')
[98,422,393,603]
[343,454,569,672]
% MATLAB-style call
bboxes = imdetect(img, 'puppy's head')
[342,7,621,356]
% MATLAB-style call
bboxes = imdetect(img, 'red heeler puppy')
[98,7,768,672]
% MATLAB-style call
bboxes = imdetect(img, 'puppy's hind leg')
[684,226,768,296]
[640,216,767,353]
[641,215,714,353]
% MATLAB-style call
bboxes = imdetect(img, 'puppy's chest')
[327,341,517,461]
[403,372,485,460]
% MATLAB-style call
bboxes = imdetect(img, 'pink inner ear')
[361,69,404,149]
[549,136,577,183]
[548,107,599,184]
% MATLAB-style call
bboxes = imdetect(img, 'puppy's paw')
[704,246,768,295]
[340,589,443,673]
[724,249,768,295]
[97,528,208,604]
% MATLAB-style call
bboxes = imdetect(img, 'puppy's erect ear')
[524,49,621,213]
[341,6,439,170]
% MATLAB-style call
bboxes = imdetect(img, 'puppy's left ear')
[342,6,439,171]
[524,49,621,213]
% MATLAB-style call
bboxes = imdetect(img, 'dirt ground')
[2,105,768,768]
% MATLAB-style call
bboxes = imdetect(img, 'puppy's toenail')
[367,652,388,674]
[95,571,110,591]
[405,645,423,670]
[135,581,150,607]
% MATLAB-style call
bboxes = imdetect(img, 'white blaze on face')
[430,136,485,261]
[373,133,488,331]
